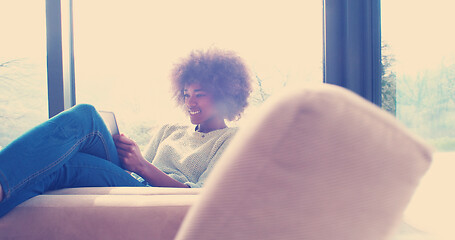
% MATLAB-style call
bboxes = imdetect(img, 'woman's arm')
[113,134,189,188]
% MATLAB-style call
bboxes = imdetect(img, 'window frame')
[323,0,382,106]
[46,0,75,118]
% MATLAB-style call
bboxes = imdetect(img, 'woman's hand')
[113,134,146,174]
[113,134,189,188]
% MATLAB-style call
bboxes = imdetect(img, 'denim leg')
[0,104,121,204]
[52,152,145,188]
[0,152,145,217]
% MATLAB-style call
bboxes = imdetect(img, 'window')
[382,1,455,239]
[0,1,48,148]
[73,0,323,148]
[382,0,455,152]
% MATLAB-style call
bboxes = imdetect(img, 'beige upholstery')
[0,187,200,240]
[0,84,432,240]
[175,84,433,240]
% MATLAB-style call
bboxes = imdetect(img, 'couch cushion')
[0,187,198,240]
[46,186,202,195]
[176,84,433,240]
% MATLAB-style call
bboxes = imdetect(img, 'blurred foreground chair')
[175,83,432,240]
[0,84,432,240]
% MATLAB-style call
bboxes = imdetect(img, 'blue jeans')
[0,104,144,217]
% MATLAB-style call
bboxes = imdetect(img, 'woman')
[0,48,252,217]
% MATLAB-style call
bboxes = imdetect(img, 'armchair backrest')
[176,84,433,240]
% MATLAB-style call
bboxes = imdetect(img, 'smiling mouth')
[189,110,201,115]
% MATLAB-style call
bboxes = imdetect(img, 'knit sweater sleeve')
[142,124,172,163]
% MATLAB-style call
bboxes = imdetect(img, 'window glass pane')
[73,0,323,149]
[382,2,455,239]
[382,0,455,152]
[0,1,48,149]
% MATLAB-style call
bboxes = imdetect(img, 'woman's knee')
[50,104,100,130]
[65,104,99,122]
[71,104,97,115]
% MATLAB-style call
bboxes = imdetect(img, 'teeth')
[189,110,200,115]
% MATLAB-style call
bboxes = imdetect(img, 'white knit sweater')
[142,124,237,188]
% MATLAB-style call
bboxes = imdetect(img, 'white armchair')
[176,83,432,240]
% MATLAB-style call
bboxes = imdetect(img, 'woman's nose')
[186,96,197,107]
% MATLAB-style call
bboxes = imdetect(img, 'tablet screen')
[99,111,120,135]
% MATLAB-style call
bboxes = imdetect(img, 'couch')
[0,84,433,240]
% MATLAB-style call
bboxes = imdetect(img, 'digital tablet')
[99,111,120,135]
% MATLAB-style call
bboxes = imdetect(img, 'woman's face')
[183,83,226,132]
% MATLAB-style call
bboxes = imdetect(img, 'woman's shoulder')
[221,126,238,136]
[155,123,239,139]
[155,123,191,137]
[206,126,239,141]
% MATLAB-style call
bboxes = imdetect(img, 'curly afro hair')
[170,48,252,121]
